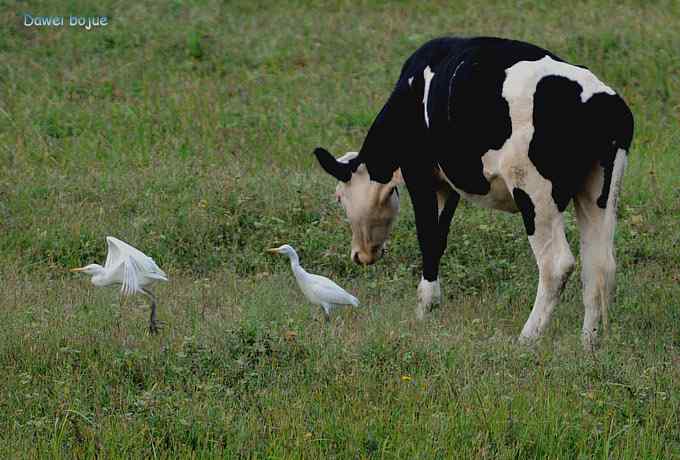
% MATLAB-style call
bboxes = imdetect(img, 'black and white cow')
[313,36,634,347]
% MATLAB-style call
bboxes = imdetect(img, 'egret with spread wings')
[71,236,169,334]
[268,244,359,321]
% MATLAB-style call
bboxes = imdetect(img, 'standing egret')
[268,244,359,320]
[71,236,169,334]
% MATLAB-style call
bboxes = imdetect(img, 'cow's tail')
[599,147,627,333]
[597,95,633,333]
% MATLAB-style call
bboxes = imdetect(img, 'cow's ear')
[379,169,403,203]
[314,147,352,182]
[391,168,404,186]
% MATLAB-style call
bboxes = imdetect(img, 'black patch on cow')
[591,93,634,208]
[529,76,633,212]
[431,47,513,195]
[513,187,536,235]
[529,76,587,212]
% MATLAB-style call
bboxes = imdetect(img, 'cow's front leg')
[436,186,460,255]
[415,189,460,318]
[402,164,443,319]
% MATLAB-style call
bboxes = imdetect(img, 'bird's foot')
[149,320,166,335]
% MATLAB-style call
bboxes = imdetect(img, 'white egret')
[268,244,359,320]
[71,236,169,334]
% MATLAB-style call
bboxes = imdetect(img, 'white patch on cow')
[416,277,440,319]
[408,76,414,87]
[337,151,359,164]
[422,66,435,128]
[503,56,615,115]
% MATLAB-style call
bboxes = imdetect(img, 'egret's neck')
[286,251,300,267]
[286,252,309,284]
[91,266,108,286]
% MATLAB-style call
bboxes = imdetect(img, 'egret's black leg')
[115,300,123,333]
[321,303,331,323]
[141,288,162,334]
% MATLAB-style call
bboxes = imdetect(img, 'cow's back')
[399,36,633,211]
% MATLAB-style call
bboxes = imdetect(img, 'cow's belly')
[437,147,520,213]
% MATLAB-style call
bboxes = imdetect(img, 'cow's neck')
[358,83,421,184]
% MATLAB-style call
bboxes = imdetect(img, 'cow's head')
[314,147,402,265]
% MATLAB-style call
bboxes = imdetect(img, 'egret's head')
[267,244,296,257]
[70,264,104,276]
[313,148,401,266]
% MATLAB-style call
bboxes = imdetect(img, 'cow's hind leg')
[514,188,576,343]
[574,150,627,350]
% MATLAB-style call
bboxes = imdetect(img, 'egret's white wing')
[122,257,141,295]
[104,237,123,270]
[106,236,168,281]
[307,273,359,306]
[104,252,140,295]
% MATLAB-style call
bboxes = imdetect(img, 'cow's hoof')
[517,333,538,346]
[416,277,440,319]
[581,330,599,352]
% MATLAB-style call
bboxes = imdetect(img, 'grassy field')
[1,0,679,457]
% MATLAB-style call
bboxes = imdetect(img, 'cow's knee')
[416,277,441,319]
[520,240,575,341]
[537,248,575,299]
[554,251,576,294]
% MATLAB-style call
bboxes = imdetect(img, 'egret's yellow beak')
[266,248,279,254]
[70,267,85,272]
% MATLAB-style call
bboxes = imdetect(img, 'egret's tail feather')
[149,272,169,282]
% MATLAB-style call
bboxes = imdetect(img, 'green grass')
[1,0,679,457]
